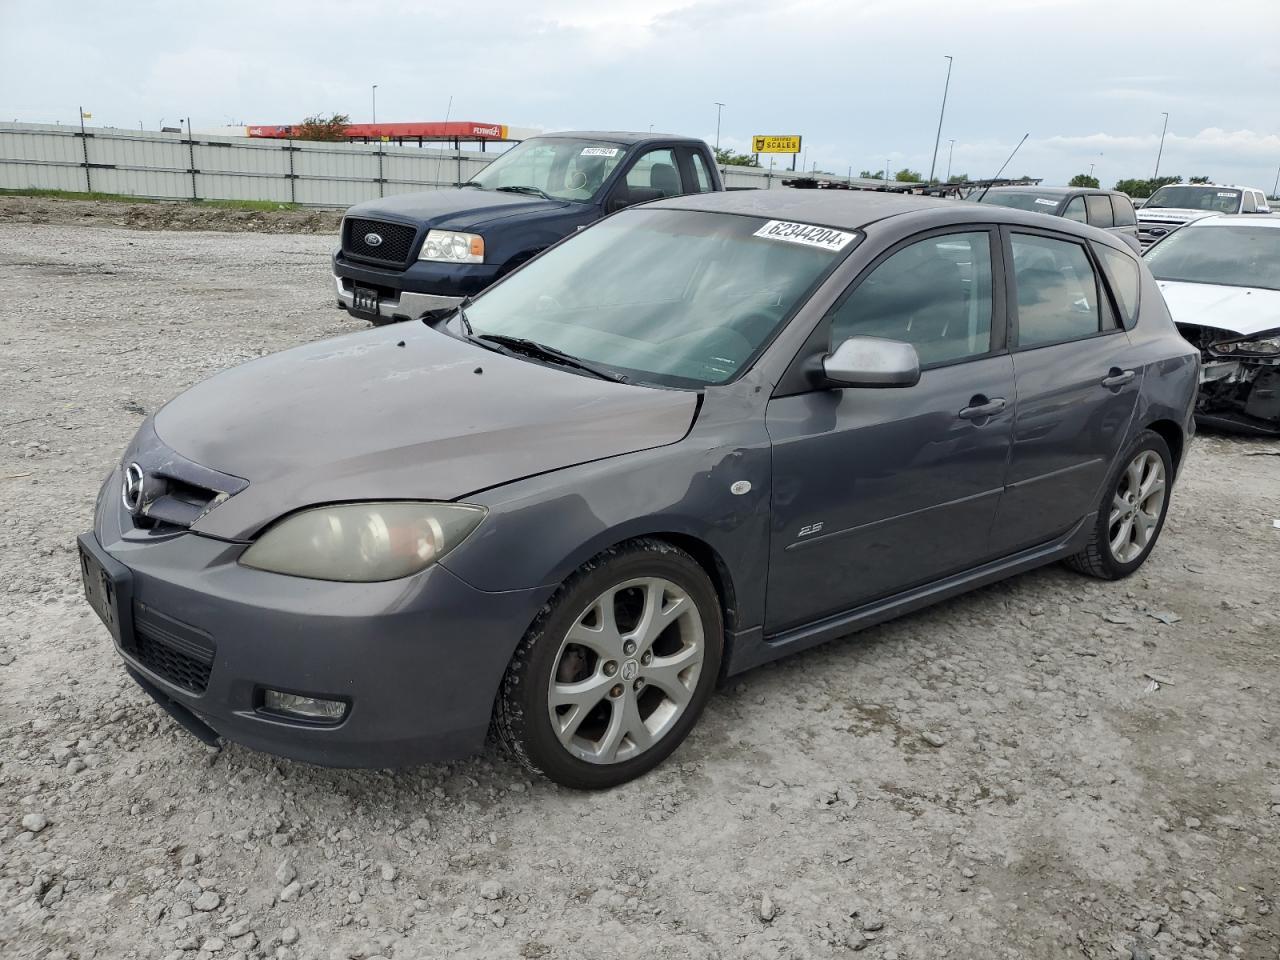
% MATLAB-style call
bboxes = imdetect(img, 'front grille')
[1138,220,1180,248]
[130,603,215,694]
[343,217,418,266]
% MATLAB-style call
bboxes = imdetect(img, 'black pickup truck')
[333,131,725,324]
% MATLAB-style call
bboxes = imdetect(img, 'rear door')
[764,227,1014,632]
[988,227,1143,554]
[1109,194,1140,247]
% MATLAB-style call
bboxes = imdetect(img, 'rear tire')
[1065,429,1173,580]
[494,539,723,790]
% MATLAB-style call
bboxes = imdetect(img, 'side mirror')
[821,336,921,388]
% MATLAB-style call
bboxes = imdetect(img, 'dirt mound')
[0,195,344,234]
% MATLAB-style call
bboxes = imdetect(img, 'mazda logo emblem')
[121,462,145,514]
[364,232,384,248]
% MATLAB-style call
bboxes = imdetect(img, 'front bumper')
[1194,360,1280,436]
[332,253,502,322]
[81,473,546,767]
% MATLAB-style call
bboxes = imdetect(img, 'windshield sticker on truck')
[1034,198,1057,206]
[1218,192,1236,197]
[581,147,620,157]
[753,220,857,252]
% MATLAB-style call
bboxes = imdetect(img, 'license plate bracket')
[351,285,380,317]
[77,534,133,648]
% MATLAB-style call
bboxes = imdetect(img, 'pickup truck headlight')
[240,502,486,582]
[419,230,484,264]
[1213,330,1280,358]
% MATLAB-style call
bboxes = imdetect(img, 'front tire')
[1065,429,1173,580]
[494,539,723,789]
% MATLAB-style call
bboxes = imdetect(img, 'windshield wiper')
[495,185,553,200]
[475,334,628,383]
[459,180,485,189]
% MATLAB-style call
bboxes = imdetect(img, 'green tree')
[894,168,923,183]
[859,169,885,179]
[1188,175,1211,184]
[293,113,351,141]
[1068,173,1100,188]
[713,147,761,168]
[1113,175,1182,198]
[947,173,969,184]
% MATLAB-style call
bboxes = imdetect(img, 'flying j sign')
[752,135,802,154]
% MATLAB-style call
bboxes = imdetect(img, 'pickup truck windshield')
[976,192,1062,213]
[1144,224,1280,291]
[466,138,627,203]
[463,209,855,387]
[1145,186,1241,213]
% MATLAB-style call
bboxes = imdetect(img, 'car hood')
[1138,208,1214,224]
[154,325,697,540]
[346,188,576,231]
[1157,280,1280,337]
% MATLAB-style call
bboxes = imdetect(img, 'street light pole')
[946,138,955,181]
[713,102,725,153]
[928,55,953,184]
[1272,162,1279,198]
[372,85,378,125]
[1153,112,1169,181]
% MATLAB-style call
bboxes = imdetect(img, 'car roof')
[1179,214,1280,229]
[983,185,1122,197]
[543,130,703,146]
[648,190,1135,249]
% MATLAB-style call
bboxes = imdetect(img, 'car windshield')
[976,192,1062,213]
[1144,224,1280,291]
[461,208,855,387]
[465,138,627,202]
[1145,186,1241,213]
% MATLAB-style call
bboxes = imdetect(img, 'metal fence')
[0,122,884,205]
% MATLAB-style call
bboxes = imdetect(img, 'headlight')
[240,502,486,582]
[419,230,484,264]
[1214,331,1280,357]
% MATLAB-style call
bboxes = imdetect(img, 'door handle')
[958,396,1007,420]
[1101,368,1136,388]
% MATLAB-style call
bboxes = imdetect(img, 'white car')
[1144,215,1280,435]
[1137,184,1271,249]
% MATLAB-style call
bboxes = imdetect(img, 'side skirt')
[722,513,1094,676]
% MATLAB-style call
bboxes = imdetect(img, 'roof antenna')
[976,133,1029,203]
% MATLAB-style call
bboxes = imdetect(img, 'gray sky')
[3,0,1278,188]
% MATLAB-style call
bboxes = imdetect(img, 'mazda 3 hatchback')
[80,191,1198,789]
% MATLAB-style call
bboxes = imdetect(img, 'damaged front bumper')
[1192,358,1280,436]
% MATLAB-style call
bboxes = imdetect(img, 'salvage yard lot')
[1,203,1279,960]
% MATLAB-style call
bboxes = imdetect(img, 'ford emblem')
[364,232,384,247]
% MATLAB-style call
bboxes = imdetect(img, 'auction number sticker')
[581,147,620,157]
[1218,192,1236,197]
[1034,198,1057,206]
[753,220,856,251]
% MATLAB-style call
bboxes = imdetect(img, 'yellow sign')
[752,135,801,154]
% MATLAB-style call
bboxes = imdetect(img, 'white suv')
[1137,183,1271,248]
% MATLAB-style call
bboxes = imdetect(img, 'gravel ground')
[2,212,1279,960]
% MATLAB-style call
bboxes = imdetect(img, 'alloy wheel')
[546,576,705,764]
[1108,450,1167,563]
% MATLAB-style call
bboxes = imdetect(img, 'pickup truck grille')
[343,218,418,267]
[1137,219,1183,249]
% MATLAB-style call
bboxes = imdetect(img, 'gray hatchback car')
[79,191,1198,789]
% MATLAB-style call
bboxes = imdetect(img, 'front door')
[764,228,1014,634]
[988,228,1143,554]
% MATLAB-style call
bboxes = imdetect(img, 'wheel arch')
[1143,418,1185,478]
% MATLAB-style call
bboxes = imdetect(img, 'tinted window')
[466,209,850,387]
[1086,195,1114,227]
[828,232,993,366]
[1096,246,1141,329]
[1111,194,1137,226]
[1146,185,1241,213]
[1242,191,1257,213]
[1011,233,1101,347]
[1063,197,1087,223]
[689,151,713,193]
[625,148,683,198]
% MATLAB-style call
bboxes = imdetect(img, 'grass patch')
[0,188,302,212]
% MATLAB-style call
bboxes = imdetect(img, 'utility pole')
[1153,112,1169,181]
[1272,162,1279,198]
[927,55,953,184]
[372,85,378,124]
[713,102,725,153]
[946,138,955,181]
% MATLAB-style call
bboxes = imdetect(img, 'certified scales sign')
[752,135,801,154]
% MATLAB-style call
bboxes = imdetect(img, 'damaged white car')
[1145,215,1280,436]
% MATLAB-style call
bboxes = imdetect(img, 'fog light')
[262,690,347,722]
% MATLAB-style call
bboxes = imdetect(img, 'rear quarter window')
[1094,244,1142,329]
[1110,195,1137,226]
[1086,195,1114,228]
